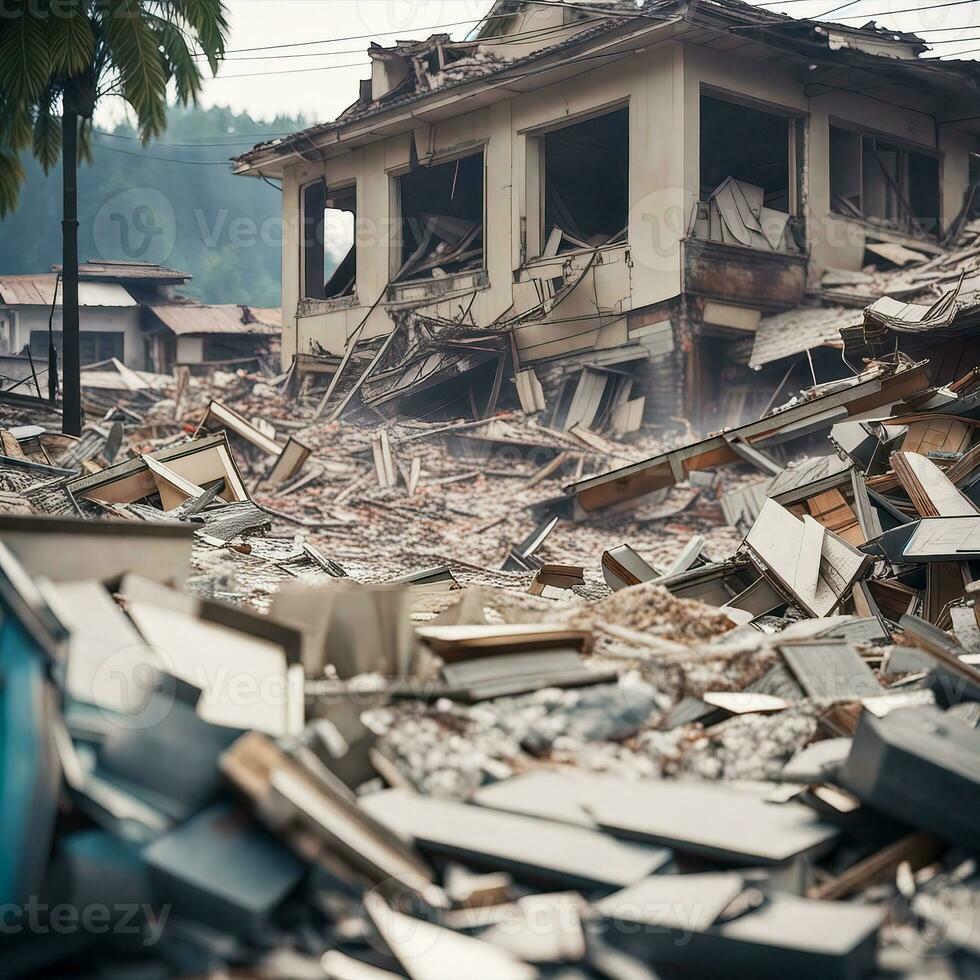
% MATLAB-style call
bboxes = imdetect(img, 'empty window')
[830,126,941,236]
[31,330,124,366]
[302,180,356,300]
[543,107,629,253]
[700,95,793,212]
[697,94,799,252]
[394,151,484,282]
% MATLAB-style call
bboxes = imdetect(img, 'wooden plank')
[902,416,971,457]
[329,324,402,423]
[809,833,941,901]
[312,321,367,419]
[571,363,930,514]
[892,451,978,518]
[197,400,281,456]
[807,488,864,546]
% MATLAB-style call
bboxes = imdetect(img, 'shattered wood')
[2,233,980,979]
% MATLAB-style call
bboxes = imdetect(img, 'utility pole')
[61,105,81,436]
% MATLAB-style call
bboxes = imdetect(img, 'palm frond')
[162,0,227,74]
[0,148,26,217]
[151,16,203,105]
[101,0,168,139]
[0,3,51,105]
[0,101,35,153]
[33,101,63,172]
[47,0,96,76]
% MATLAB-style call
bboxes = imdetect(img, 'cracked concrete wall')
[280,41,686,367]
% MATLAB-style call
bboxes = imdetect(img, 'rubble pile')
[2,279,980,978]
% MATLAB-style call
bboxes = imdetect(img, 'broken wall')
[808,87,949,275]
[681,45,807,221]
[280,41,687,368]
[476,1,598,61]
[683,43,979,280]
[278,31,978,399]
[6,304,147,372]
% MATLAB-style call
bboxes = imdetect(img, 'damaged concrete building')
[233,0,980,431]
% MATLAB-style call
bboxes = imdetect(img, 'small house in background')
[142,303,280,374]
[0,259,280,391]
[0,272,141,386]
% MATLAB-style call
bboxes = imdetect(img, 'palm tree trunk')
[61,106,81,436]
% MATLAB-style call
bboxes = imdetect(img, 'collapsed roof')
[233,0,980,178]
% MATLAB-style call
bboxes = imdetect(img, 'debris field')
[1,249,980,979]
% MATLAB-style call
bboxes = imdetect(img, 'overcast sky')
[96,0,980,129]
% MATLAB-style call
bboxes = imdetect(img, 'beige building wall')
[281,39,689,363]
[6,305,146,370]
[277,36,979,366]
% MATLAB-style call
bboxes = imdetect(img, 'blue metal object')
[0,543,66,908]
[0,611,59,906]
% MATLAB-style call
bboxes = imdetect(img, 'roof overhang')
[233,12,687,178]
[233,0,980,179]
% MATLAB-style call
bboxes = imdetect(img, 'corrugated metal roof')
[148,304,280,336]
[0,275,137,308]
[70,260,192,283]
[246,307,281,328]
[750,306,860,369]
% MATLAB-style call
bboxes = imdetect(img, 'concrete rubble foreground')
[1,297,980,978]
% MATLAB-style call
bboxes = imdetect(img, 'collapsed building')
[5,1,980,976]
[233,0,980,431]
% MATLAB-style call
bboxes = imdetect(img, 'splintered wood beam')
[313,321,366,420]
[809,832,942,901]
[328,322,403,423]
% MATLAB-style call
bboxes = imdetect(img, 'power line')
[191,18,482,56]
[936,44,980,57]
[206,14,608,62]
[210,60,368,80]
[202,0,980,78]
[90,22,978,168]
[226,14,978,141]
[914,22,980,31]
[305,40,657,136]
[819,0,980,20]
[729,0,980,31]
[93,128,298,145]
[190,0,806,61]
[814,1,862,19]
[181,0,980,74]
[91,142,234,165]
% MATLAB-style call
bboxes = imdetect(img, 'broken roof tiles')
[234,0,980,177]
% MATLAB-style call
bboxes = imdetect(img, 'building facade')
[234,0,980,428]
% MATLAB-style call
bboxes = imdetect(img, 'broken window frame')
[697,87,805,233]
[527,101,631,259]
[390,146,487,285]
[300,178,358,302]
[829,121,943,238]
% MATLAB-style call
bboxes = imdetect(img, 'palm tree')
[0,0,228,434]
